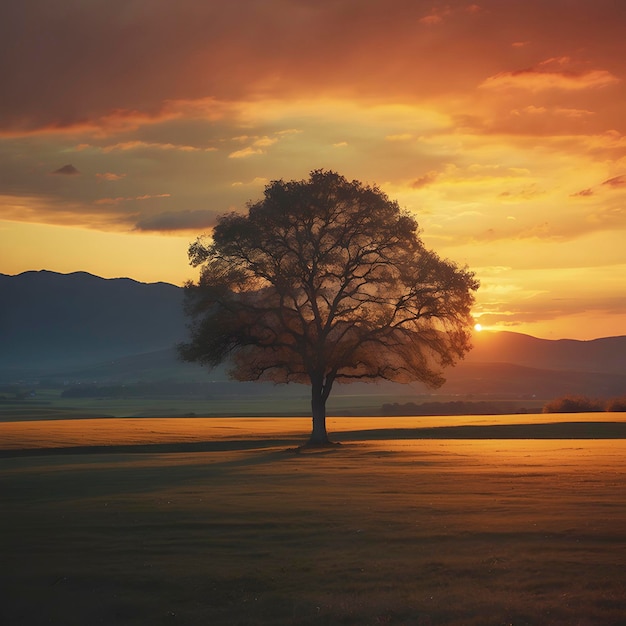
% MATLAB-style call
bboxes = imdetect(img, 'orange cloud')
[101,141,201,153]
[0,194,125,230]
[228,147,264,159]
[95,194,171,206]
[96,172,126,181]
[0,108,183,139]
[419,11,449,25]
[228,134,281,158]
[419,3,481,25]
[510,105,594,119]
[231,177,269,188]
[481,67,620,92]
[602,175,626,187]
[570,174,626,198]
[135,210,218,232]
[411,171,440,188]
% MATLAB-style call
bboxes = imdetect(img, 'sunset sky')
[1,0,625,340]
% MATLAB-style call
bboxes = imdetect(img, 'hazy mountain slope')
[1,271,624,401]
[441,361,626,399]
[55,347,210,383]
[466,330,626,375]
[0,270,186,371]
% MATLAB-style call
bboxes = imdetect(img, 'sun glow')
[474,323,483,332]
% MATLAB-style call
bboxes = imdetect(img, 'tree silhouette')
[180,170,479,445]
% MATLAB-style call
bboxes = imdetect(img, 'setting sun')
[474,323,483,332]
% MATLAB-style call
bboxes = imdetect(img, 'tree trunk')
[309,379,330,446]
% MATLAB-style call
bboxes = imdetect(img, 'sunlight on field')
[3,414,626,481]
[2,414,626,624]
[1,413,625,451]
[0,417,307,450]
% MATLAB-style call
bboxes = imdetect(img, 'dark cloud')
[570,175,625,197]
[51,164,80,175]
[411,171,439,188]
[571,188,594,197]
[134,209,219,232]
[2,0,625,133]
[602,175,626,187]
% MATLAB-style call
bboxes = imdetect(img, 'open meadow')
[2,414,626,625]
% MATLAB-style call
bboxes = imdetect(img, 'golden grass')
[2,415,626,625]
[2,412,626,450]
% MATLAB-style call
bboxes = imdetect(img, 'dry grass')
[2,415,626,625]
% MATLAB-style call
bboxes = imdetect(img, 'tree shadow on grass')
[0,437,302,459]
[0,443,307,504]
[3,421,626,461]
[335,421,626,442]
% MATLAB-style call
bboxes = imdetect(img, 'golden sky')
[1,0,625,340]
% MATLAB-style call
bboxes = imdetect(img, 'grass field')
[2,414,626,625]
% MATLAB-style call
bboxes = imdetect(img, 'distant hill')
[440,361,626,399]
[1,270,624,400]
[465,330,626,376]
[0,271,186,374]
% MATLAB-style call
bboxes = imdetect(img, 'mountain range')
[1,270,625,401]
[0,270,186,373]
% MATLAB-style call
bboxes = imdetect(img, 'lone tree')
[180,170,478,445]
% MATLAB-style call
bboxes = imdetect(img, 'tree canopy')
[180,170,479,445]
